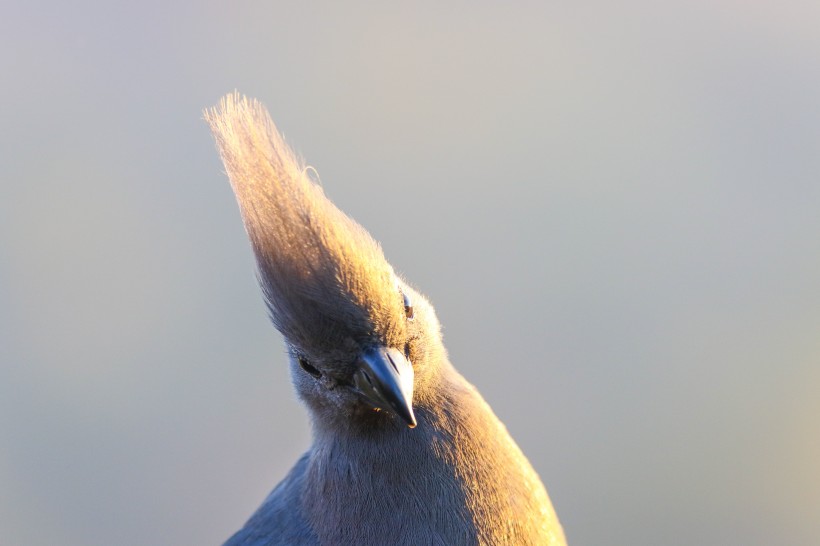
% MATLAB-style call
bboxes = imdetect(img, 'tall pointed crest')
[205,93,403,352]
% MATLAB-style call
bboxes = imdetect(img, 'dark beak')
[352,346,416,428]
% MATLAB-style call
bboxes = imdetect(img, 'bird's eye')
[298,357,322,378]
[402,292,414,321]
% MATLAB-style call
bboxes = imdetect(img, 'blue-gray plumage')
[205,93,566,546]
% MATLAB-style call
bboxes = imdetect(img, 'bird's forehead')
[267,275,407,358]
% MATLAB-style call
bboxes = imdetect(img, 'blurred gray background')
[2,1,819,545]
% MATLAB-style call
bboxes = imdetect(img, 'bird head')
[205,94,444,431]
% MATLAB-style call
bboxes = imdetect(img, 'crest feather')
[205,93,403,351]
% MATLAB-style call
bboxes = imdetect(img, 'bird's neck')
[299,365,562,545]
[300,367,476,542]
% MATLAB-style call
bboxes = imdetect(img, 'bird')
[205,92,566,546]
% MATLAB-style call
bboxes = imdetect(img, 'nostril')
[386,352,400,373]
[298,357,322,378]
[404,342,411,359]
